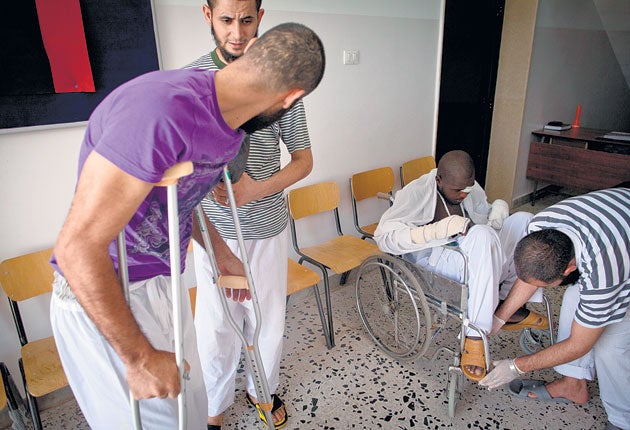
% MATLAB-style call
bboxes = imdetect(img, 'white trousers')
[406,212,536,335]
[50,272,208,430]
[193,229,288,417]
[554,284,630,428]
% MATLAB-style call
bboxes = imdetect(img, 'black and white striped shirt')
[185,51,311,239]
[528,187,630,328]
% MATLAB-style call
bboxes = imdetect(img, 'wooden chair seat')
[360,223,378,237]
[287,258,321,296]
[299,236,381,274]
[0,371,6,410]
[21,337,68,398]
[189,287,197,317]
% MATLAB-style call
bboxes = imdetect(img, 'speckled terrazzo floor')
[10,271,607,430]
[3,188,609,430]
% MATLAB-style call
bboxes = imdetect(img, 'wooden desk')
[526,127,630,204]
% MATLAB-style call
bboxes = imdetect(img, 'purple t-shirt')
[52,69,244,281]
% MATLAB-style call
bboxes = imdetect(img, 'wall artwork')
[0,0,160,130]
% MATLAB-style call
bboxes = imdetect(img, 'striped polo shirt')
[184,51,311,239]
[528,187,630,328]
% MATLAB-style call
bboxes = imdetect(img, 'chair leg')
[321,274,335,349]
[311,281,333,349]
[19,359,42,430]
[340,271,350,285]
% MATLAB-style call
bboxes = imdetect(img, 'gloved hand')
[479,359,524,389]
[487,199,509,229]
[410,215,470,245]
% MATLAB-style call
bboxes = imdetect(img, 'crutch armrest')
[218,275,249,290]
[155,162,194,186]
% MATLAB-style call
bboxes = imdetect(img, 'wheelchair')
[355,247,554,417]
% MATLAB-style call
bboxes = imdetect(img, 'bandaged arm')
[410,215,470,245]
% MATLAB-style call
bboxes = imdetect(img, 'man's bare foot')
[528,376,589,404]
[464,364,485,378]
[462,336,485,378]
[248,393,287,424]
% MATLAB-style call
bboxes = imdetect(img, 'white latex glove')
[479,359,524,389]
[487,199,509,230]
[410,215,470,245]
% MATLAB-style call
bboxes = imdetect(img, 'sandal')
[502,310,549,331]
[245,392,288,429]
[460,337,487,381]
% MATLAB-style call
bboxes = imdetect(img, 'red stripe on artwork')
[35,0,95,93]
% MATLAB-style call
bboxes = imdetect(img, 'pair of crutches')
[116,162,273,429]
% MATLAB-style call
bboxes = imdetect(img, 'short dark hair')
[437,150,475,183]
[207,0,262,11]
[514,229,574,284]
[243,22,325,95]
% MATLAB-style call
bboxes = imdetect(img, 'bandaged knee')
[487,199,509,229]
[410,215,470,244]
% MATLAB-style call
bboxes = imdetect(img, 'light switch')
[343,50,359,65]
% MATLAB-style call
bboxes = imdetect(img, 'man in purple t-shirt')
[50,23,324,429]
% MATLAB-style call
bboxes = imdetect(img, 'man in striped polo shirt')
[481,187,630,429]
[186,1,314,428]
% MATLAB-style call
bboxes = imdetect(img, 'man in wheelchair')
[374,150,548,381]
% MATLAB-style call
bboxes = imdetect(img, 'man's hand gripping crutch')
[117,162,193,430]
[194,166,275,430]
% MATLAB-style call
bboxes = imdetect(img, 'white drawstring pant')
[50,272,208,430]
[193,229,288,417]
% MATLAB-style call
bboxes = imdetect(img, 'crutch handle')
[155,162,194,186]
[218,275,249,290]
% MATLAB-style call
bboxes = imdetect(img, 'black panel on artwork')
[0,0,160,130]
[0,1,54,95]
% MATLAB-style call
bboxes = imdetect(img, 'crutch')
[117,162,194,430]
[194,166,274,429]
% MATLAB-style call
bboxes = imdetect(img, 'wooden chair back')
[350,167,395,202]
[0,248,54,302]
[400,156,436,187]
[350,167,395,238]
[288,181,339,221]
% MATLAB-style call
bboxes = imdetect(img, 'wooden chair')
[350,167,395,239]
[0,248,68,430]
[189,286,198,317]
[1,361,28,428]
[400,155,436,187]
[0,365,5,416]
[287,258,321,296]
[288,181,382,348]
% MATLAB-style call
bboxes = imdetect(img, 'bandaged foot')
[487,199,509,229]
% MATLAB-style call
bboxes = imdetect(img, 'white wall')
[513,0,630,201]
[0,0,441,393]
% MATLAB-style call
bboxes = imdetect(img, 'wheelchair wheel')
[447,368,462,418]
[519,328,553,354]
[356,254,432,361]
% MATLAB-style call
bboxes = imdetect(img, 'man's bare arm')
[54,151,181,399]
[514,320,605,372]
